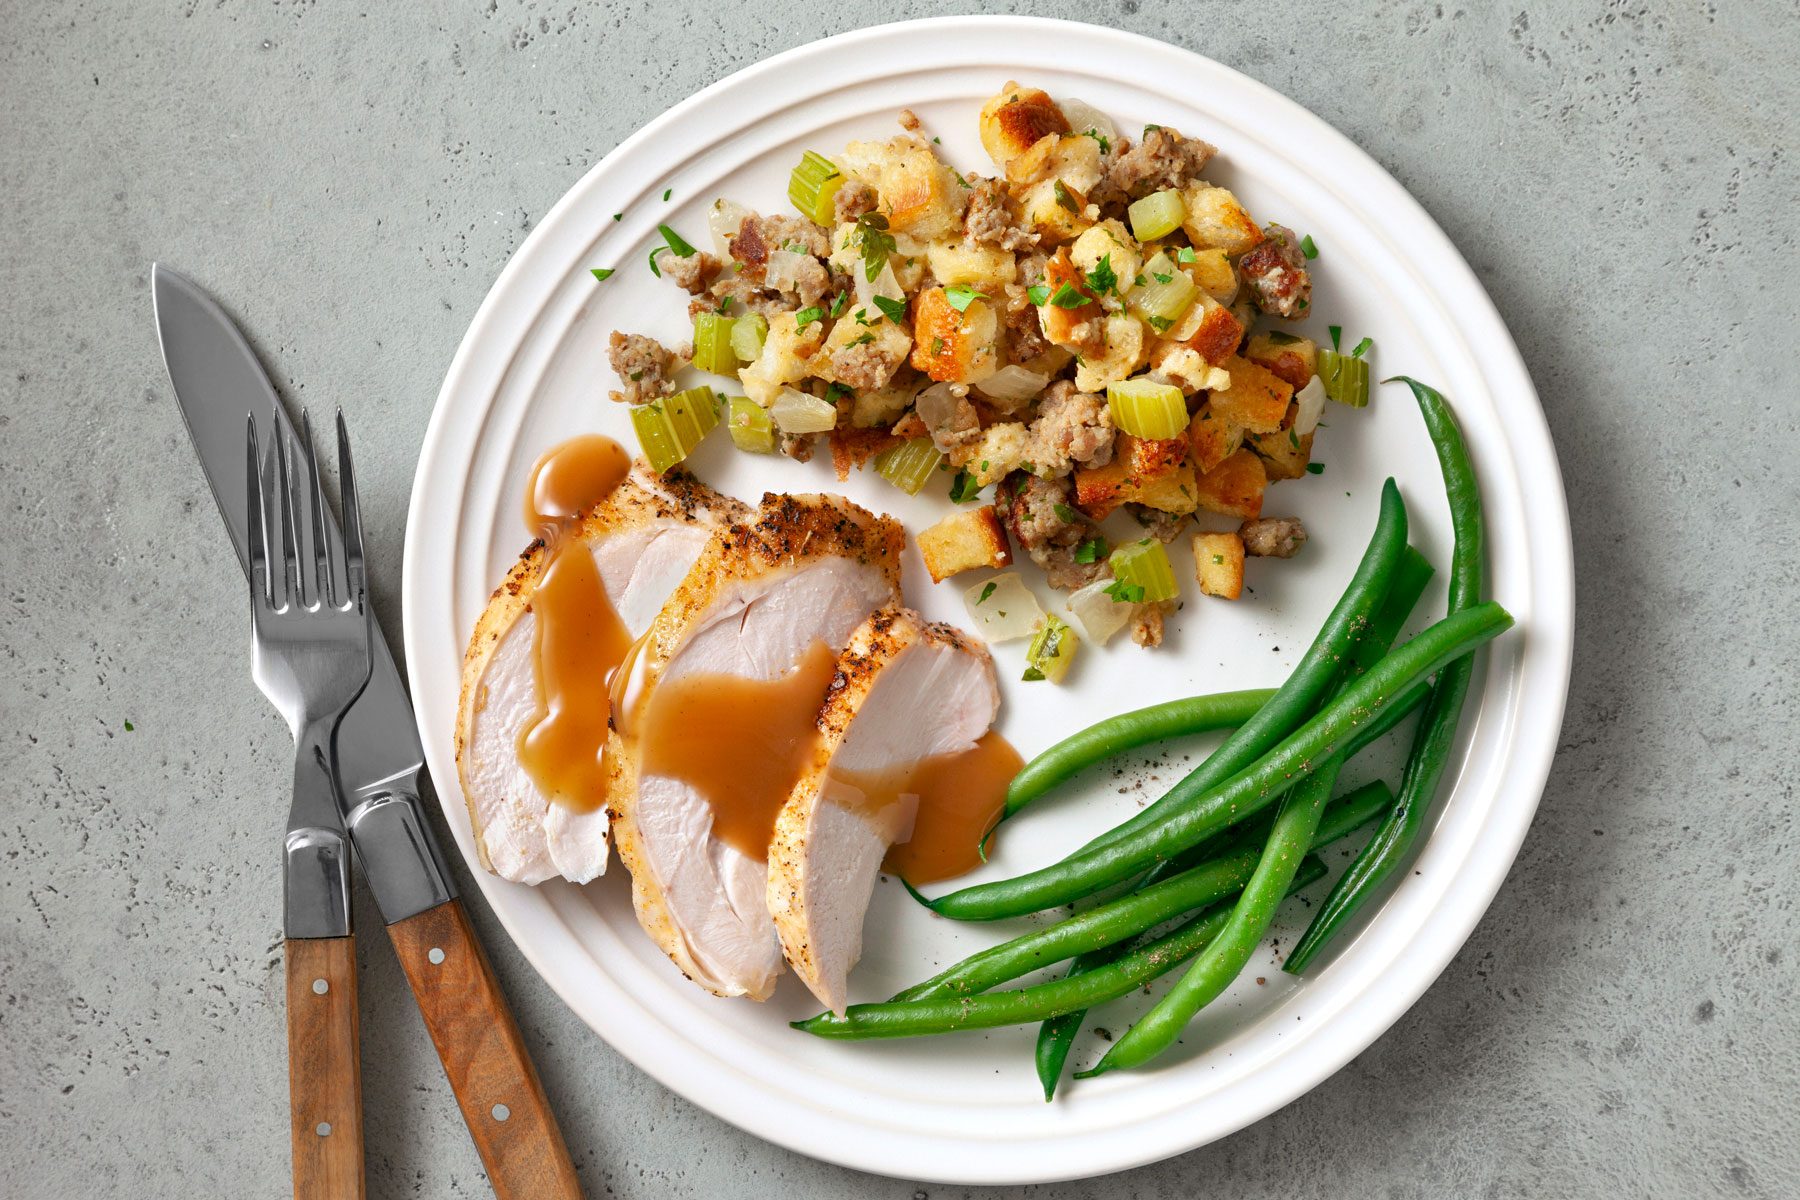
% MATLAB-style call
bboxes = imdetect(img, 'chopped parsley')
[795,306,824,331]
[1143,123,1163,135]
[1052,503,1080,523]
[1175,246,1197,263]
[1074,537,1106,564]
[828,290,849,318]
[1152,270,1174,285]
[662,187,672,201]
[944,284,988,313]
[1266,331,1300,345]
[1300,233,1318,259]
[1085,254,1118,296]
[1026,284,1050,306]
[931,337,946,355]
[1022,666,1047,682]
[1053,180,1079,213]
[872,294,908,323]
[1146,315,1174,333]
[658,224,696,257]
[977,581,998,605]
[1047,282,1089,309]
[1350,336,1373,358]
[948,469,981,503]
[612,212,623,222]
[1104,578,1146,604]
[589,267,615,281]
[123,719,135,731]
[1083,128,1110,154]
[824,382,853,403]
[1306,461,1326,475]
[847,331,875,347]
[1328,325,1342,350]
[854,211,896,283]
[1211,554,1225,565]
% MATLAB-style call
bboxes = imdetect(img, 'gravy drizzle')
[516,435,632,813]
[830,732,1025,884]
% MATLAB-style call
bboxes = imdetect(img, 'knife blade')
[153,263,455,923]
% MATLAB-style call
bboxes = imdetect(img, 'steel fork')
[248,411,373,1200]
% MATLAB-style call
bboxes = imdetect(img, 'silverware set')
[155,265,582,1200]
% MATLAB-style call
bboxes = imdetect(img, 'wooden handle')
[388,899,582,1199]
[286,935,366,1200]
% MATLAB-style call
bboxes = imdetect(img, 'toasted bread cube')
[1020,175,1095,245]
[1073,314,1149,391]
[1161,290,1244,366]
[1037,248,1103,351]
[1185,248,1239,304]
[1073,435,1196,519]
[836,135,966,239]
[1245,332,1318,391]
[1192,532,1245,599]
[1150,346,1231,395]
[1192,449,1267,519]
[910,287,1002,383]
[1187,402,1246,474]
[1181,184,1263,256]
[1070,220,1143,293]
[949,421,1031,485]
[739,317,827,406]
[918,505,1013,582]
[979,83,1071,174]
[1247,407,1314,481]
[1209,354,1293,434]
[1008,131,1104,191]
[925,237,1017,292]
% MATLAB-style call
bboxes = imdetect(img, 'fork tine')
[246,417,269,607]
[300,410,337,608]
[336,409,366,612]
[275,427,304,609]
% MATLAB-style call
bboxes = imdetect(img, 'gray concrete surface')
[3,1,1796,1196]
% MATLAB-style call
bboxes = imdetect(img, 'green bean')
[914,602,1513,921]
[1037,557,1434,1094]
[792,858,1328,1041]
[894,782,1394,1003]
[1284,379,1486,973]
[1070,480,1408,860]
[1000,688,1276,822]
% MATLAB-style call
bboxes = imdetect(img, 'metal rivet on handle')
[312,978,329,995]
[427,947,446,965]
[316,1123,332,1137]
[491,1104,511,1123]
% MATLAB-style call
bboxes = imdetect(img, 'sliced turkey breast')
[455,466,746,885]
[607,494,905,1000]
[767,607,999,1014]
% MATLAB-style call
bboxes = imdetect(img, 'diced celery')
[1023,615,1079,683]
[1127,188,1186,242]
[1107,377,1189,440]
[1128,251,1198,332]
[771,388,838,434]
[630,387,719,474]
[788,150,846,226]
[727,396,776,454]
[691,312,737,375]
[730,311,768,363]
[871,437,943,495]
[1108,538,1180,604]
[1316,348,1371,407]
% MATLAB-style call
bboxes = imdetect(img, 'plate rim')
[403,14,1574,1183]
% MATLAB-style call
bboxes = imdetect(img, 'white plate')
[403,16,1573,1184]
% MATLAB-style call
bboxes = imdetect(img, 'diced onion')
[708,199,751,257]
[771,388,838,434]
[1293,374,1327,436]
[973,365,1050,404]
[764,249,814,294]
[962,573,1044,643]
[1064,577,1137,645]
[853,258,905,311]
[913,382,967,438]
[1057,98,1118,157]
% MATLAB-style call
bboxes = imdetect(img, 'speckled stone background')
[3,2,1795,1196]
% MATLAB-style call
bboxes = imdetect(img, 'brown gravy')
[515,435,632,813]
[633,642,840,861]
[832,732,1025,884]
